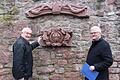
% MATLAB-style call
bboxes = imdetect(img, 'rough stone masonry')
[0,0,120,80]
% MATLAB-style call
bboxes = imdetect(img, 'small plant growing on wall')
[9,5,19,15]
[0,4,19,26]
[0,0,19,26]
[0,4,4,10]
[0,14,13,26]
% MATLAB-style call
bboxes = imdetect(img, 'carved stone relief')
[39,27,72,46]
[106,0,115,5]
[25,1,89,18]
[25,1,92,46]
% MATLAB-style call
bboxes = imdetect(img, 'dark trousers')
[85,77,89,80]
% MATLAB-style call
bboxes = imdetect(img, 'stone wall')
[0,0,120,80]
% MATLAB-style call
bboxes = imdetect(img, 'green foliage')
[0,14,13,26]
[3,14,12,21]
[35,76,44,80]
[0,4,4,9]
[9,6,19,15]
[0,4,19,26]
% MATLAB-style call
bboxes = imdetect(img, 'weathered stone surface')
[0,9,5,14]
[64,72,80,78]
[0,74,12,80]
[17,0,31,2]
[111,62,118,68]
[0,0,120,79]
[109,74,120,80]
[36,67,55,74]
[67,58,77,64]
[0,68,11,76]
[50,74,63,80]
[106,0,116,5]
[4,62,12,68]
[58,60,67,67]
[37,51,51,65]
[109,68,120,73]
[64,77,82,80]
[64,72,81,80]
[118,62,120,68]
[0,64,3,68]
[55,67,65,74]
[113,52,120,61]
[76,53,85,59]
[63,51,76,59]
[73,64,83,71]
[0,50,10,64]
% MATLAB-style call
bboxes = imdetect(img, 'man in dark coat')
[85,26,113,80]
[12,27,41,80]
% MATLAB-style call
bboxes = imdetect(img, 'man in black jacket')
[12,27,41,80]
[85,26,113,80]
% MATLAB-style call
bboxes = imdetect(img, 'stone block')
[63,51,76,59]
[58,60,67,67]
[109,68,120,73]
[50,74,63,80]
[36,66,55,74]
[113,52,120,61]
[64,77,80,80]
[76,53,85,59]
[0,68,11,76]
[0,74,12,80]
[73,64,83,71]
[118,62,120,67]
[55,67,65,74]
[0,50,9,64]
[0,9,5,14]
[109,74,120,80]
[0,64,3,68]
[64,72,79,78]
[111,62,118,67]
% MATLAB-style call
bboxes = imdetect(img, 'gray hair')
[90,26,101,33]
[21,27,32,33]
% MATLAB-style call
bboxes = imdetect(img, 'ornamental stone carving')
[39,27,72,46]
[25,1,89,18]
[106,0,115,5]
